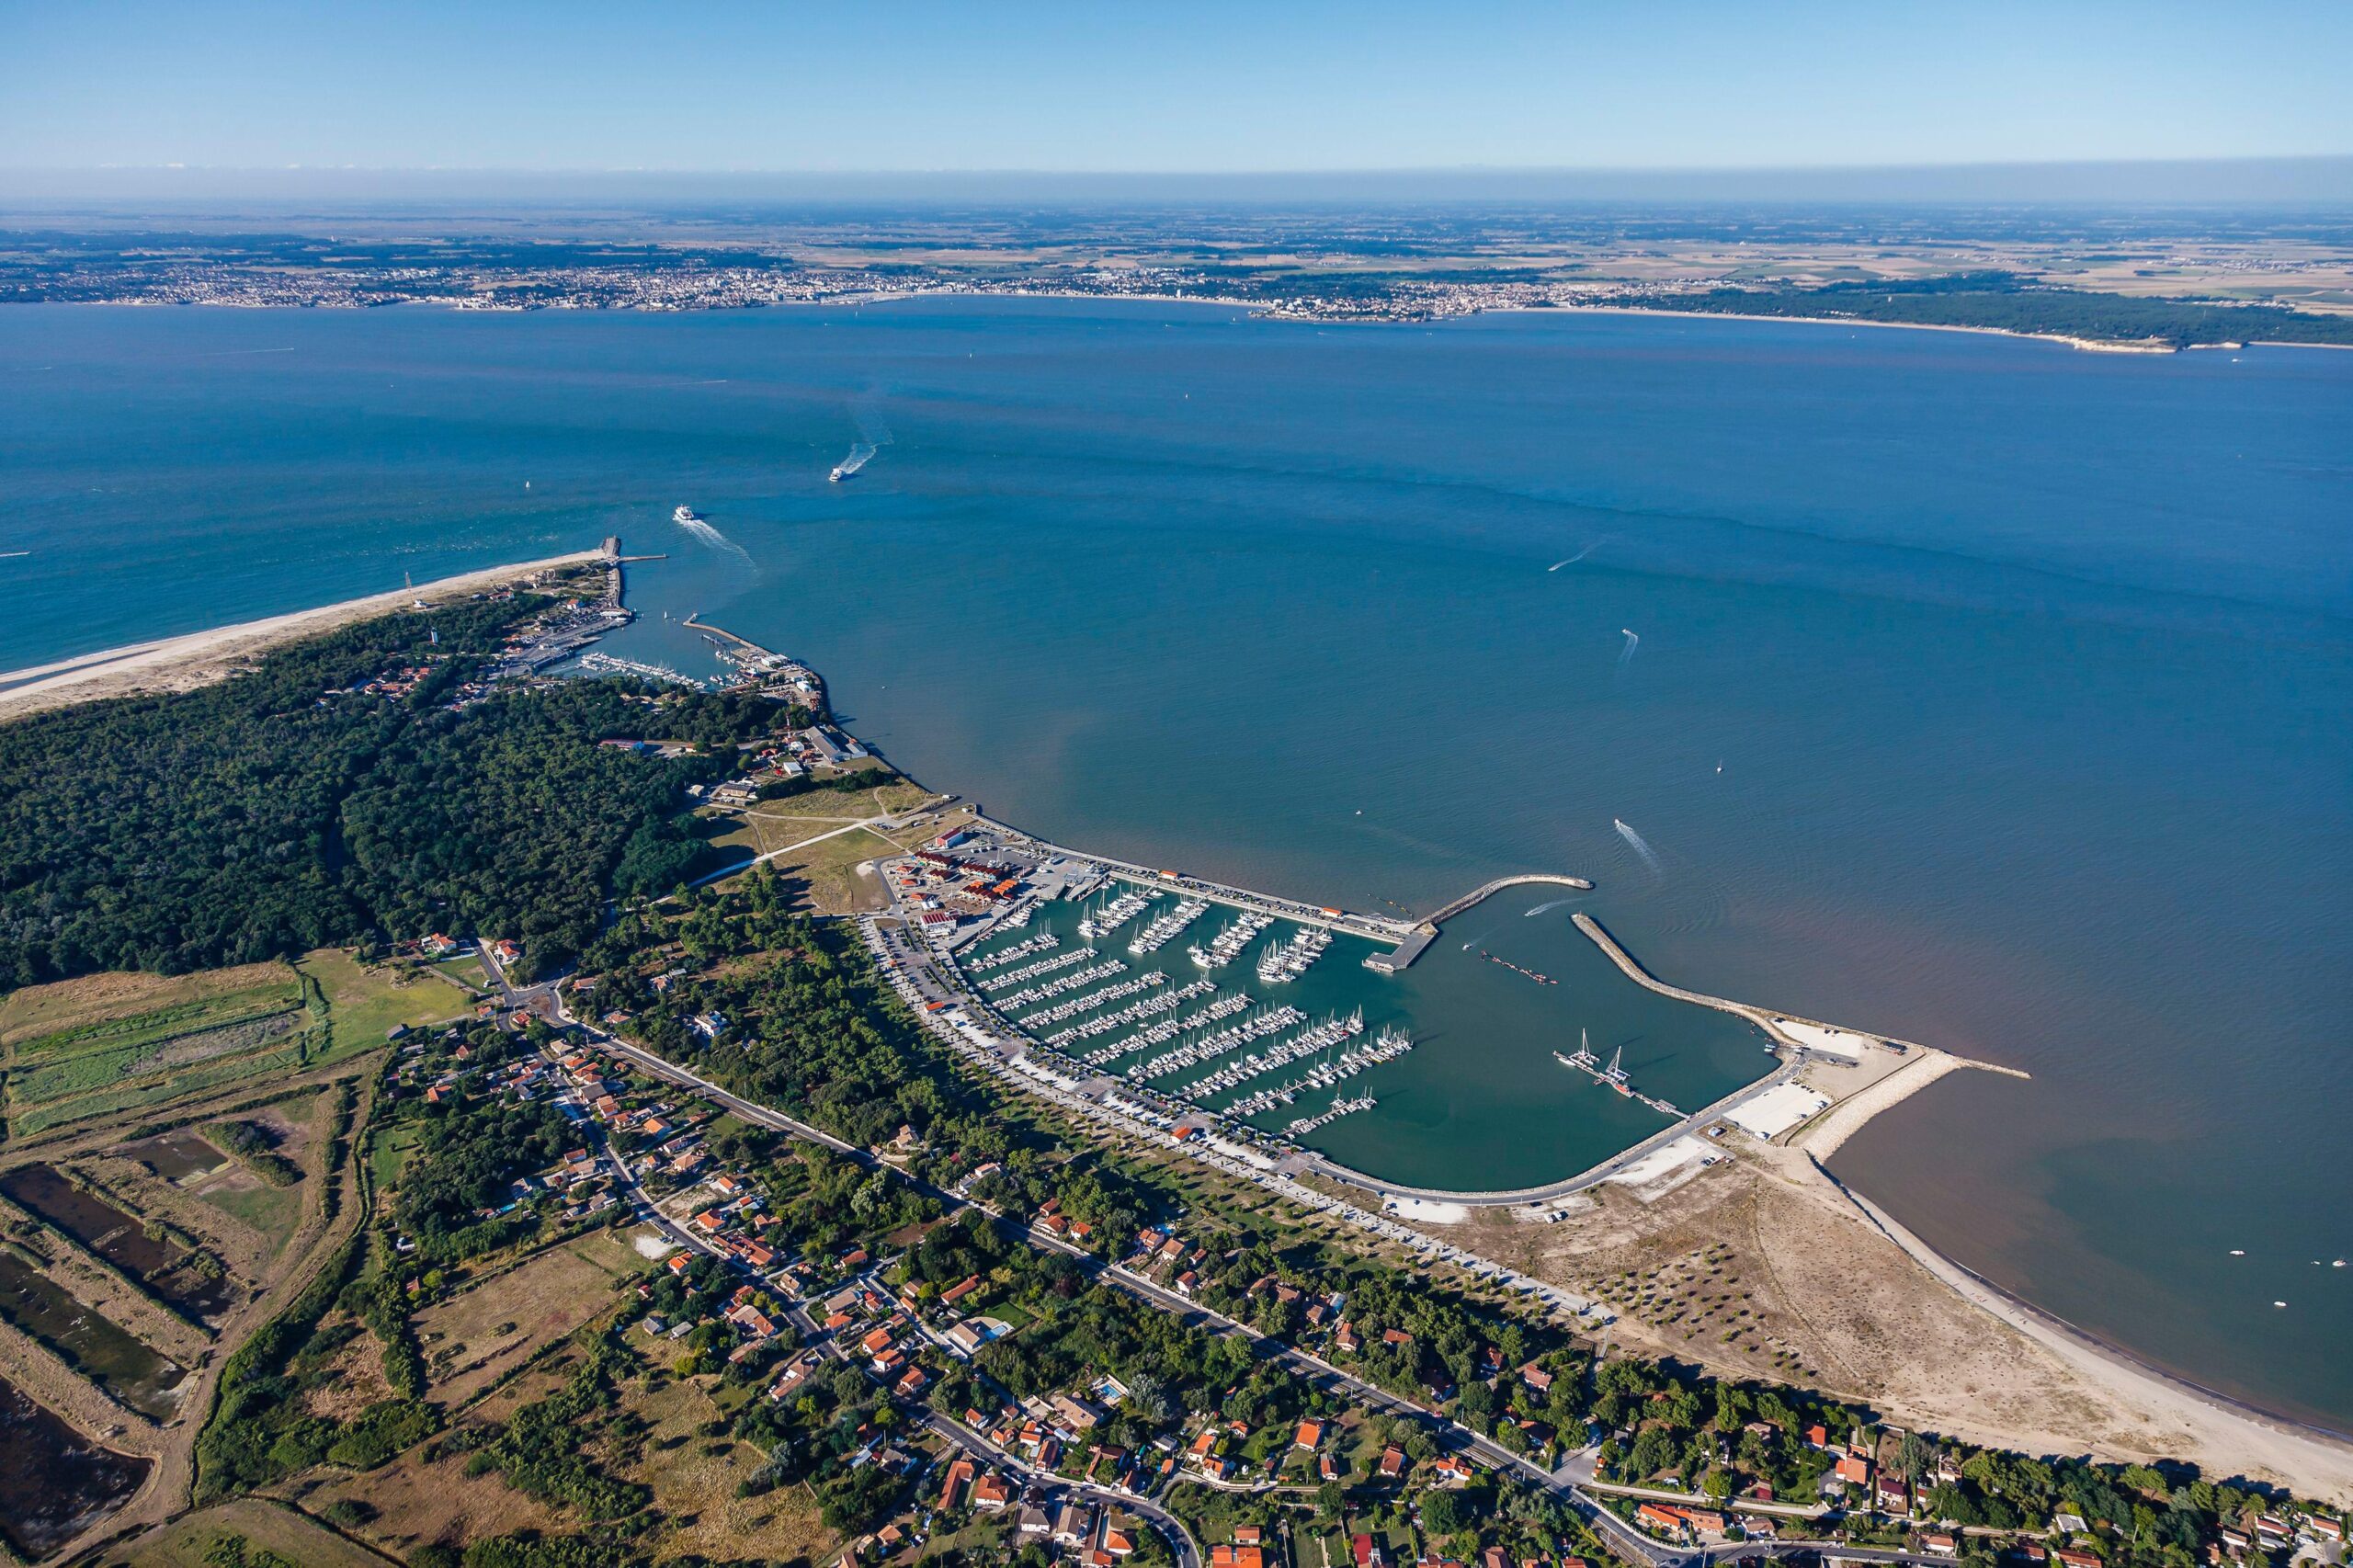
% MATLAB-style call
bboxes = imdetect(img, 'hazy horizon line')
[4,154,2349,207]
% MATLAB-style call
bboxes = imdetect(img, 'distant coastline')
[793,290,2353,356]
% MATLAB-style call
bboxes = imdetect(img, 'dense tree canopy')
[0,598,774,986]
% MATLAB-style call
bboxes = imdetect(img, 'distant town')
[6,203,2351,345]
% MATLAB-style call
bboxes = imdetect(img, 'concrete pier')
[1419,872,1595,926]
[1364,872,1597,972]
[972,819,1415,946]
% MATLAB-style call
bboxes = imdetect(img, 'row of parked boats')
[1017,969,1165,1025]
[1128,1004,1305,1081]
[1188,912,1273,970]
[1284,1093,1376,1138]
[1129,897,1211,956]
[1076,888,1154,940]
[979,944,1097,992]
[1223,1025,1415,1117]
[1040,975,1216,1046]
[1093,991,1253,1061]
[1183,1008,1365,1097]
[995,959,1128,1011]
[967,931,1059,972]
[1256,926,1333,983]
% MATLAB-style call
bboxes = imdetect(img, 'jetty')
[1421,872,1595,926]
[1363,872,1597,972]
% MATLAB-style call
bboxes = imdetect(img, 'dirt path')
[47,1067,381,1564]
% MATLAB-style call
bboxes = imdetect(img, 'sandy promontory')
[0,551,606,721]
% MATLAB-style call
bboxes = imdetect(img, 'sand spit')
[0,551,605,721]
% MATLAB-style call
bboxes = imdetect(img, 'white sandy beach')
[0,550,606,720]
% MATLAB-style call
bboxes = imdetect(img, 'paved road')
[920,1411,1206,1568]
[552,985,1680,1568]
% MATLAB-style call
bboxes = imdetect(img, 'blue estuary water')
[3,300,2347,1428]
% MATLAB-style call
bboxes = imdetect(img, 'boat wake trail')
[1616,628,1641,670]
[1523,896,1581,917]
[832,393,895,483]
[672,507,757,571]
[1548,536,1609,571]
[1614,818,1663,874]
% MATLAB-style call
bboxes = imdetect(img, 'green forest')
[1653,271,2353,348]
[0,600,779,987]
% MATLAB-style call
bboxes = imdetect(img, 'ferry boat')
[673,505,704,525]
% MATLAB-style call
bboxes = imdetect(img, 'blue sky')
[3,0,2347,173]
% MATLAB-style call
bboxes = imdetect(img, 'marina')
[1128,896,1211,956]
[920,843,1779,1181]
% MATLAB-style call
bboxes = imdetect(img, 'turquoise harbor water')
[957,881,1773,1191]
[3,301,2347,1429]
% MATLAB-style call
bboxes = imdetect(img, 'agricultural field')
[0,962,313,1139]
[0,955,382,1565]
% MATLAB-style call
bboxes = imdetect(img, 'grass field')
[298,948,470,1058]
[430,955,490,994]
[738,771,932,824]
[0,961,300,1051]
[753,824,899,914]
[368,1124,423,1193]
[112,1496,402,1568]
[415,1229,645,1405]
[196,1175,306,1248]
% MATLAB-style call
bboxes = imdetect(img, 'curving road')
[557,980,1683,1567]
[920,1410,1205,1568]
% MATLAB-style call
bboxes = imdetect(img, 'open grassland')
[756,824,898,914]
[298,1319,836,1566]
[609,1336,837,1565]
[0,962,299,1051]
[366,1122,422,1195]
[295,1427,563,1565]
[193,1175,305,1250]
[737,769,932,824]
[108,1495,404,1568]
[416,1229,644,1405]
[296,949,470,1060]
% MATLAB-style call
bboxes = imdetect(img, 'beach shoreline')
[0,550,607,720]
[1815,1158,2353,1489]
